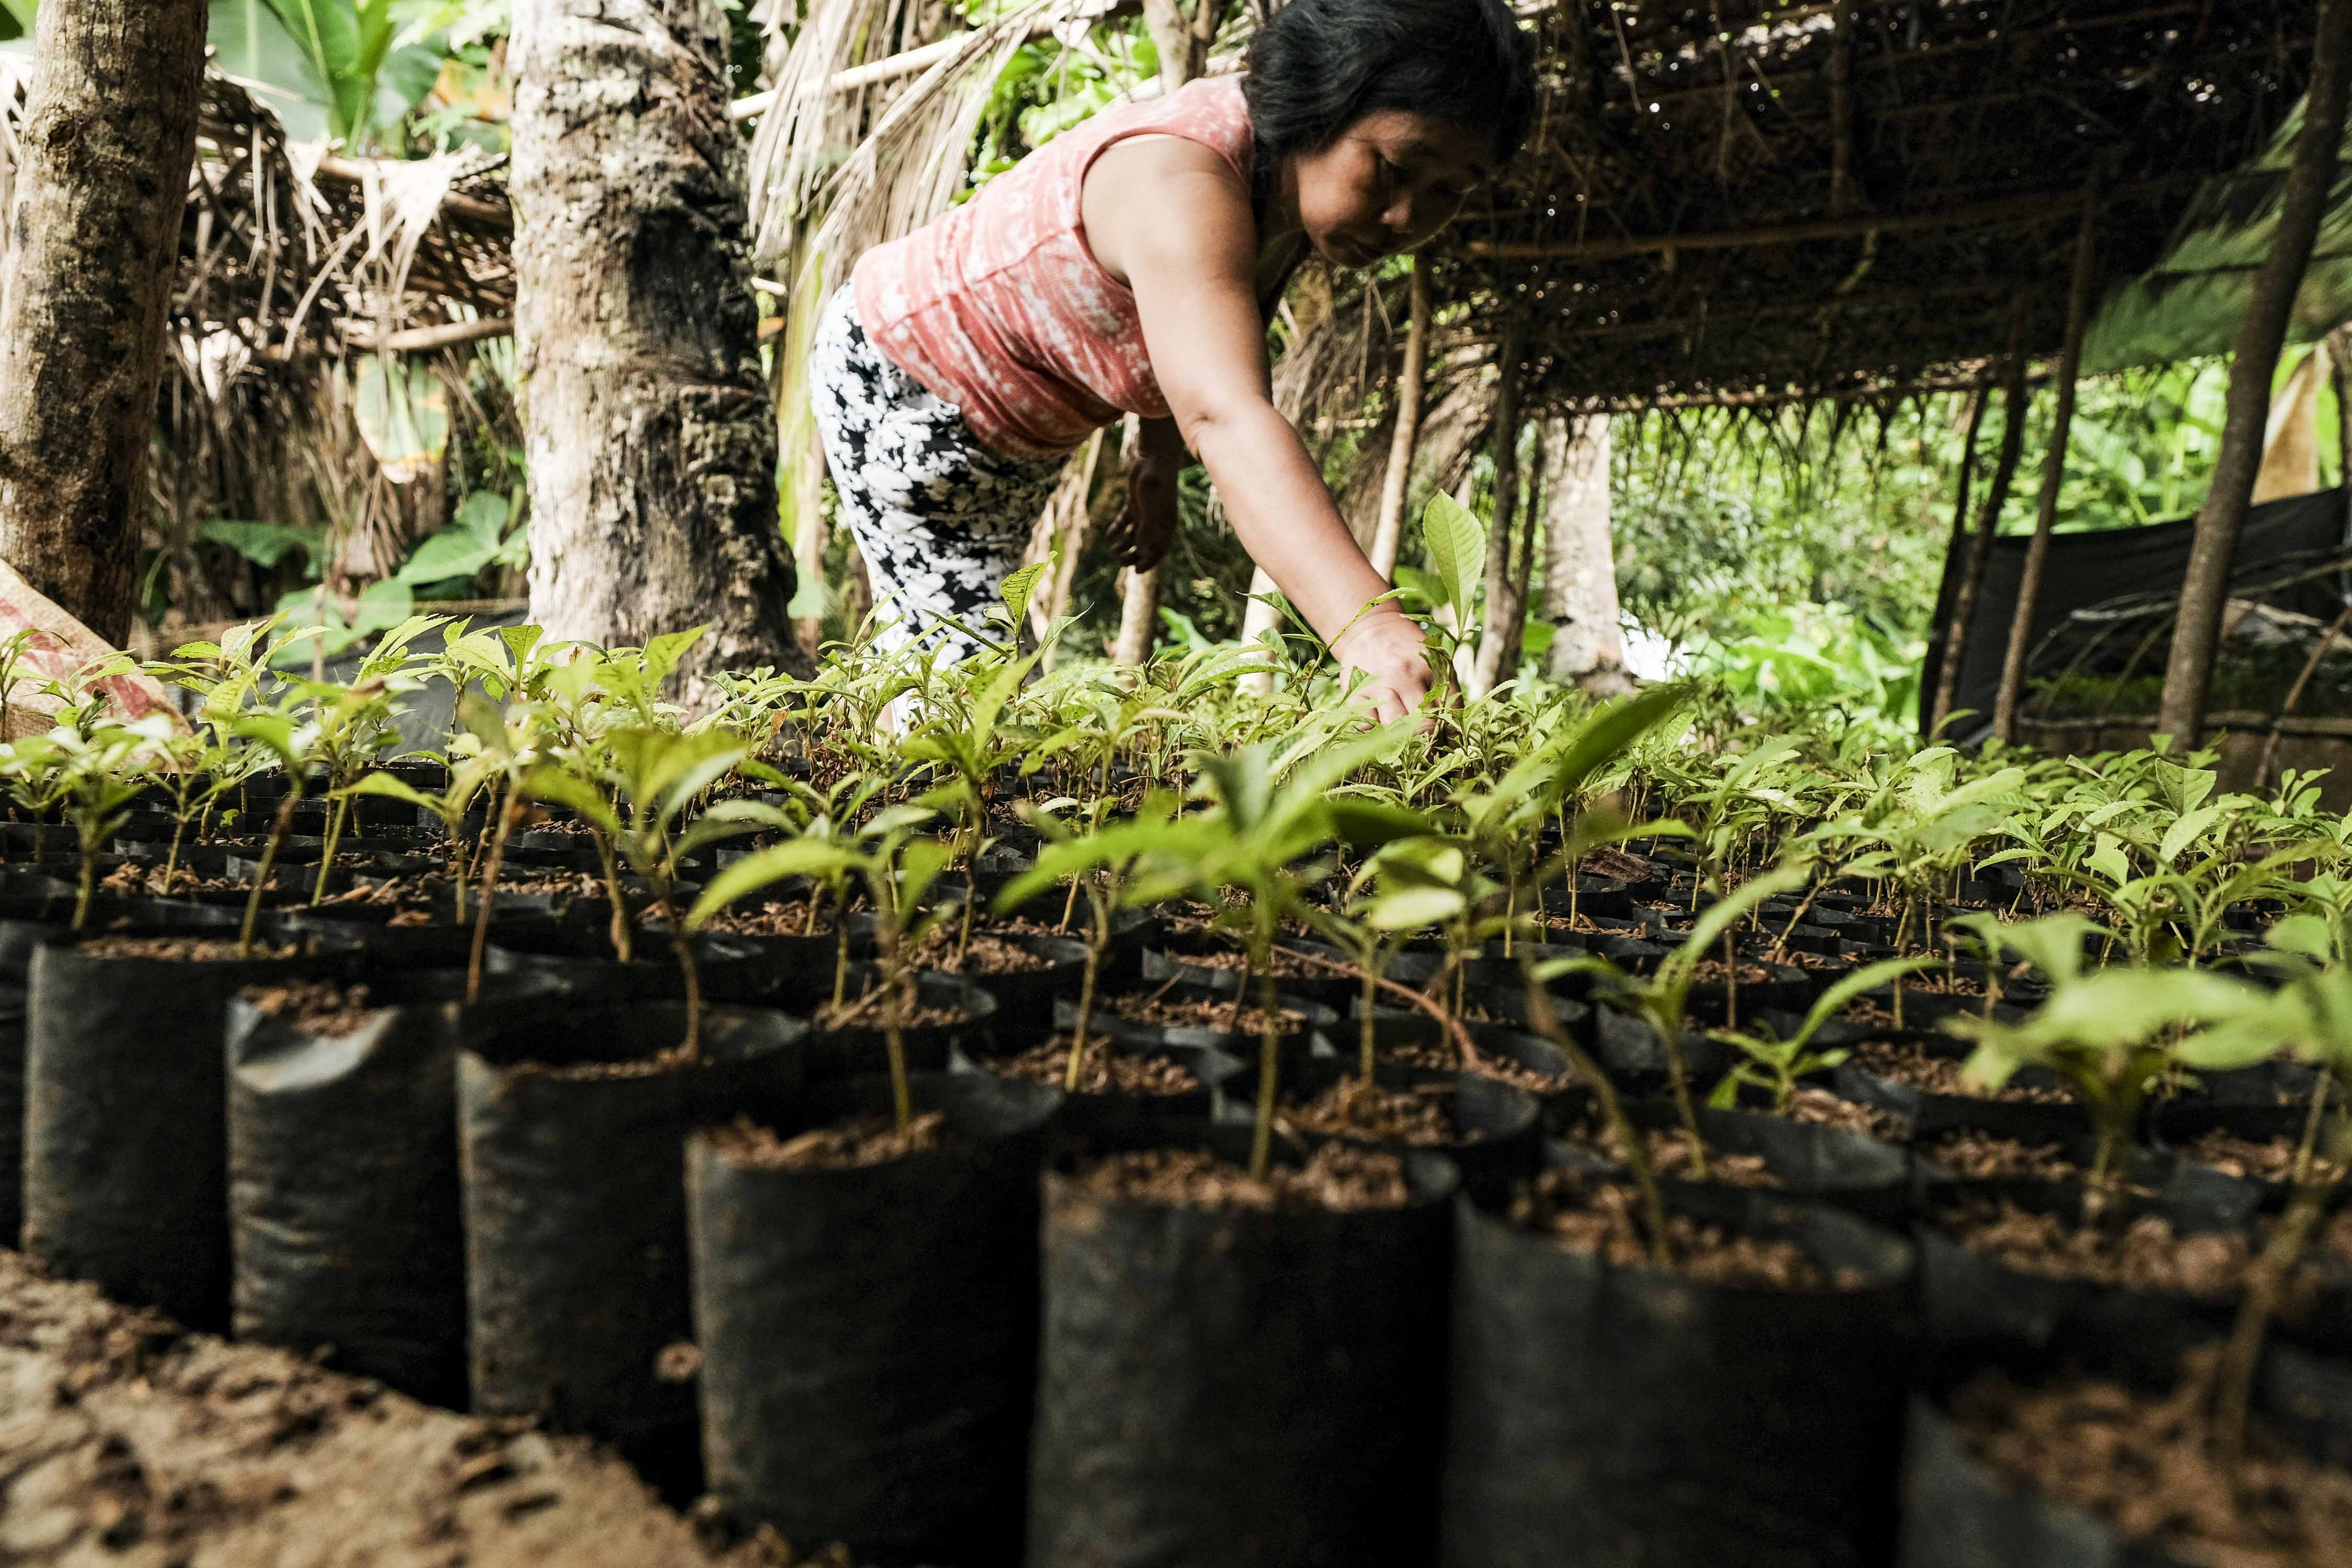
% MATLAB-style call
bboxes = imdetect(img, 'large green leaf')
[1420,490,1485,627]
[211,0,336,142]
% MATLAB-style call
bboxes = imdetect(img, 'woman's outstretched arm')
[1089,140,1433,722]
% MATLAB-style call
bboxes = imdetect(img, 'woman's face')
[1289,110,1493,268]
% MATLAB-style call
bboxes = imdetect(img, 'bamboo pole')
[1931,350,2030,732]
[1369,260,1429,579]
[1991,190,2101,745]
[1924,379,1990,733]
[2159,0,2352,744]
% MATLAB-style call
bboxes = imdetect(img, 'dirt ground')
[0,1249,793,1568]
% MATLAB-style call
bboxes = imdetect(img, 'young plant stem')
[659,884,702,1064]
[1655,1009,1712,1182]
[1523,964,1671,1267]
[1722,929,1739,1032]
[1248,951,1280,1181]
[831,888,852,1010]
[590,831,633,963]
[1063,924,1103,1094]
[72,834,97,933]
[162,812,188,897]
[2213,1180,2331,1468]
[239,792,301,959]
[879,917,913,1135]
[467,798,522,1005]
[310,792,351,905]
[1768,881,1825,961]
[1360,964,1379,1082]
[2290,1074,2333,1185]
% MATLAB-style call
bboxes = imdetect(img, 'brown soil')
[1387,1039,1574,1097]
[1942,1199,2253,1298]
[900,929,1055,975]
[711,1112,950,1172]
[1921,1129,2084,1182]
[0,1249,786,1566]
[1782,1087,1903,1140]
[695,901,823,937]
[1532,910,1633,939]
[1509,1169,1855,1289]
[2186,1131,2347,1187]
[810,998,972,1032]
[1100,990,1305,1036]
[995,1039,1197,1096]
[1162,906,1321,944]
[1850,1037,2075,1104]
[324,871,610,912]
[1781,948,1849,972]
[99,862,251,899]
[240,979,384,1037]
[1582,1120,1777,1186]
[1160,943,1328,981]
[73,936,299,963]
[1950,1346,2352,1568]
[1576,847,1653,882]
[1686,958,1777,985]
[1071,1144,1410,1212]
[1278,1078,1471,1147]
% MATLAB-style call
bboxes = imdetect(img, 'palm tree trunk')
[0,1,206,645]
[2159,0,2352,744]
[515,0,808,704]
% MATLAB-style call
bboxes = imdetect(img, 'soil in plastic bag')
[1027,1121,1457,1568]
[459,1002,806,1492]
[690,1072,1060,1566]
[1440,1180,1915,1568]
[20,929,354,1329]
[226,970,568,1405]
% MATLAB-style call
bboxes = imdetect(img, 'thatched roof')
[1442,1,2325,412]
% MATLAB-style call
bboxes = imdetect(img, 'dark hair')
[1242,0,1538,170]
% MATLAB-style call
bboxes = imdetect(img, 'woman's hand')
[1330,610,1436,725]
[1105,455,1179,571]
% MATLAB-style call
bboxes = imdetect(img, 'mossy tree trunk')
[514,0,807,701]
[0,1,206,645]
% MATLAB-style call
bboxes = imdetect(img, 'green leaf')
[211,0,336,142]
[1794,954,1941,1046]
[1000,559,1051,627]
[1364,886,1464,931]
[1421,490,1486,625]
[201,518,324,572]
[2158,803,2226,869]
[686,839,860,929]
[394,528,498,587]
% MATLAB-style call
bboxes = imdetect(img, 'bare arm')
[1086,139,1430,719]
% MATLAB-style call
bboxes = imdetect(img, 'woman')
[811,0,1536,723]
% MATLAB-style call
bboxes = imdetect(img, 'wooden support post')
[1111,0,1214,666]
[1469,321,1528,698]
[1992,190,2101,745]
[2159,0,2352,744]
[1370,261,1430,580]
[1924,382,1990,733]
[1932,355,2030,731]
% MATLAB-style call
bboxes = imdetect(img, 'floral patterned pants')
[810,285,1068,664]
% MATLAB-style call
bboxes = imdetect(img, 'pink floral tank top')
[852,75,1255,460]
